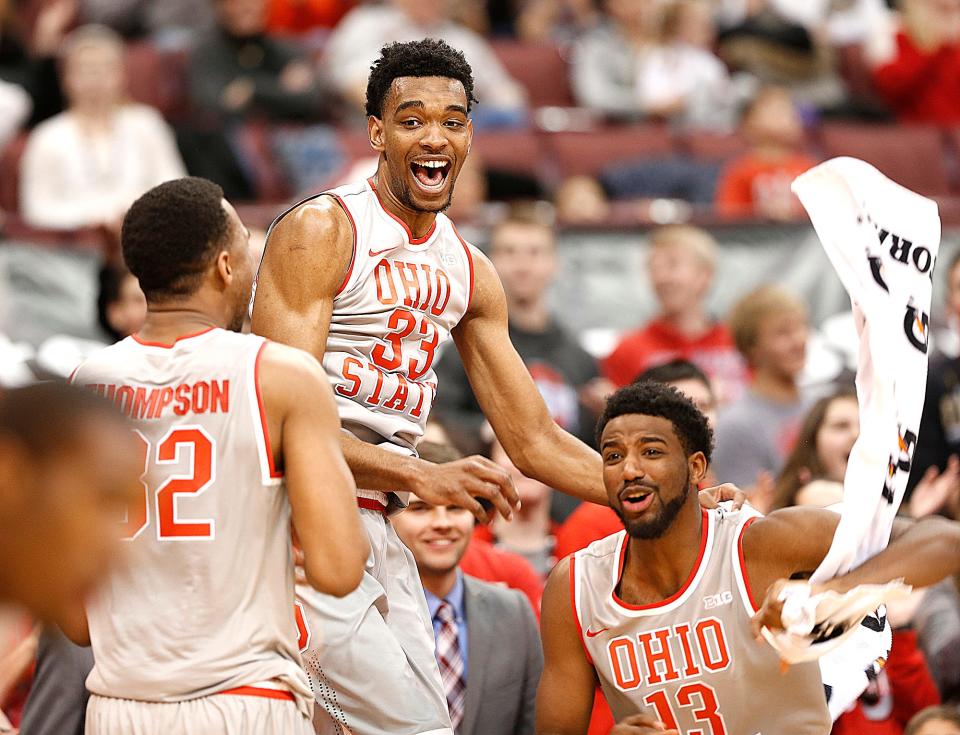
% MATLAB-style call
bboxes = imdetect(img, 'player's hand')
[750,578,791,638]
[698,483,747,511]
[413,456,520,523]
[610,713,679,734]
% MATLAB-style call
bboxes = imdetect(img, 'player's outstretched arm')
[742,508,960,633]
[453,250,607,506]
[536,557,600,735]
[259,342,369,597]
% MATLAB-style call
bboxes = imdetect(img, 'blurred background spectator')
[80,0,212,44]
[19,25,185,232]
[602,225,747,399]
[905,706,960,735]
[323,0,527,127]
[715,85,818,220]
[712,285,811,493]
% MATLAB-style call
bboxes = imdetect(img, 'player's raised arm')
[536,557,599,735]
[453,249,607,506]
[251,197,353,357]
[259,342,368,597]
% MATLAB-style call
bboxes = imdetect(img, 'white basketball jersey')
[261,178,474,456]
[573,508,831,734]
[72,329,312,716]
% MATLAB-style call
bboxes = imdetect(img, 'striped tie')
[435,600,466,731]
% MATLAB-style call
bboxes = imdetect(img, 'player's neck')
[750,369,800,403]
[659,308,710,337]
[620,498,703,604]
[373,172,439,241]
[137,307,222,343]
[420,568,459,601]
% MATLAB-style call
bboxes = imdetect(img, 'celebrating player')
[251,39,613,735]
[537,381,960,735]
[71,177,368,735]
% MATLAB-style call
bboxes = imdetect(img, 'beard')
[615,470,690,540]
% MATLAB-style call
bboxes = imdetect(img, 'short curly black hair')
[596,381,714,463]
[365,39,477,119]
[121,177,229,301]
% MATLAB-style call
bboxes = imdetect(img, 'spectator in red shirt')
[715,85,817,221]
[265,0,354,33]
[871,0,960,125]
[602,225,747,402]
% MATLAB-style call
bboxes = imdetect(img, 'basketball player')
[0,383,141,633]
[537,381,960,735]
[250,39,610,735]
[71,177,369,735]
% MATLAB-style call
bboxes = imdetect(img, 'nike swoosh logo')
[369,247,395,257]
[585,627,609,638]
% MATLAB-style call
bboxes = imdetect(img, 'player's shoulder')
[72,337,135,377]
[257,340,325,380]
[268,187,357,246]
[577,529,626,566]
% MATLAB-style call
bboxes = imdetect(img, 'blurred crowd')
[2,0,960,733]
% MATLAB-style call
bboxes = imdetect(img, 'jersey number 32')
[122,426,216,540]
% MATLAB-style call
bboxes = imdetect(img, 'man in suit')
[392,441,543,735]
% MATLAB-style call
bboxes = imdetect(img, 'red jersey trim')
[131,327,216,349]
[218,686,295,703]
[254,342,283,479]
[357,497,388,513]
[451,223,475,311]
[329,192,357,295]
[367,177,437,245]
[612,509,709,611]
[569,555,594,665]
[737,516,761,614]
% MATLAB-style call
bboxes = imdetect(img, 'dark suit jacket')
[460,575,543,735]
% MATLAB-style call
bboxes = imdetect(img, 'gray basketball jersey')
[573,508,831,735]
[72,328,312,716]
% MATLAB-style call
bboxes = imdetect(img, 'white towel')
[764,157,940,719]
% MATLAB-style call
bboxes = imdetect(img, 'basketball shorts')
[84,689,314,734]
[297,501,453,735]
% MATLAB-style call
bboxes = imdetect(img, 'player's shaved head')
[0,383,141,625]
[0,382,129,459]
[121,177,231,302]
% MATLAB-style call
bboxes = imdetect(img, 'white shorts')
[84,689,314,735]
[297,502,453,735]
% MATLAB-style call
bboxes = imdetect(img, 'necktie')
[435,600,466,730]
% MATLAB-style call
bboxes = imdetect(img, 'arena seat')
[0,134,28,214]
[490,41,574,108]
[473,130,543,176]
[818,123,950,195]
[124,42,190,122]
[681,131,749,161]
[546,126,674,178]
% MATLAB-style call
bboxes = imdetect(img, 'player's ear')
[466,118,473,155]
[689,451,708,487]
[368,116,385,153]
[215,250,233,288]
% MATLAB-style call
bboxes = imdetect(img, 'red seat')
[124,43,190,121]
[682,131,749,161]
[0,133,29,214]
[818,124,949,195]
[547,126,675,178]
[491,41,574,108]
[473,130,543,176]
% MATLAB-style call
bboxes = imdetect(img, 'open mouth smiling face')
[409,157,453,196]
